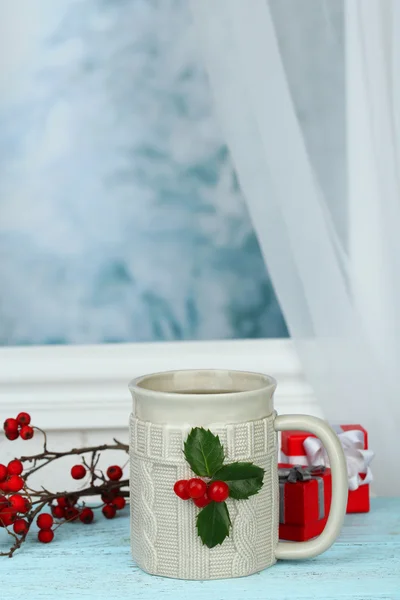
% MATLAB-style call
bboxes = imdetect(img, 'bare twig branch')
[1,425,129,558]
[21,440,129,480]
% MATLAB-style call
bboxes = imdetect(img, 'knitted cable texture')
[130,413,278,579]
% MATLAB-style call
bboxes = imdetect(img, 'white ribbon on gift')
[303,429,375,491]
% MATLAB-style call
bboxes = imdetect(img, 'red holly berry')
[38,529,54,543]
[0,464,7,482]
[65,507,80,521]
[37,513,53,530]
[71,464,86,480]
[7,459,23,476]
[16,412,31,426]
[0,481,8,493]
[51,505,65,519]
[102,504,116,519]
[79,508,94,524]
[208,481,229,503]
[7,475,24,493]
[107,465,123,481]
[193,492,212,508]
[112,496,126,510]
[173,479,190,500]
[3,418,18,433]
[0,495,8,511]
[5,430,19,441]
[187,478,207,499]
[0,509,16,527]
[20,426,34,440]
[9,494,30,514]
[13,519,29,535]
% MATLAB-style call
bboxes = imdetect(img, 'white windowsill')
[0,339,319,430]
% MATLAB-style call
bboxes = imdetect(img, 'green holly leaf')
[213,462,265,500]
[196,501,231,548]
[183,427,224,477]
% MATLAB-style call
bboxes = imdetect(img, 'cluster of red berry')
[0,458,29,533]
[37,464,127,540]
[3,412,34,441]
[100,466,126,519]
[173,478,229,507]
[1,409,128,550]
[0,455,58,543]
[68,463,126,521]
[37,513,54,544]
[50,495,94,527]
[1,413,33,536]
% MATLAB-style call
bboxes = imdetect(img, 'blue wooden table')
[2,498,399,599]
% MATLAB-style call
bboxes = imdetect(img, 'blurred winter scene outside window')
[0,0,288,346]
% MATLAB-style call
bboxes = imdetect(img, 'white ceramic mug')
[129,369,348,580]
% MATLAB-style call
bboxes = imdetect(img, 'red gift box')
[278,463,332,542]
[280,424,370,513]
[346,472,369,513]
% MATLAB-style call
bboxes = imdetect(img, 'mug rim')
[129,368,277,400]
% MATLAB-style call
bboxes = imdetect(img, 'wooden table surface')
[2,498,399,599]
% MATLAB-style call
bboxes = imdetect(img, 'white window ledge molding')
[0,339,319,430]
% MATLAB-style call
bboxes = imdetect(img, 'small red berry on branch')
[57,494,78,508]
[101,489,119,504]
[71,465,86,480]
[107,465,123,481]
[65,507,80,521]
[37,513,54,530]
[5,430,19,441]
[102,504,116,519]
[0,465,7,482]
[13,519,29,536]
[7,460,23,476]
[9,494,30,514]
[0,510,16,527]
[0,512,16,527]
[3,418,18,433]
[51,504,66,519]
[7,475,24,493]
[20,425,34,440]
[112,496,126,510]
[79,508,94,524]
[38,529,54,544]
[0,482,8,493]
[16,412,31,426]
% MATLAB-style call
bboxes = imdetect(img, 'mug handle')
[274,414,348,560]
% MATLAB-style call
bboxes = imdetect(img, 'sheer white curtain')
[190,0,400,495]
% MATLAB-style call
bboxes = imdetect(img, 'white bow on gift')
[303,430,374,491]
